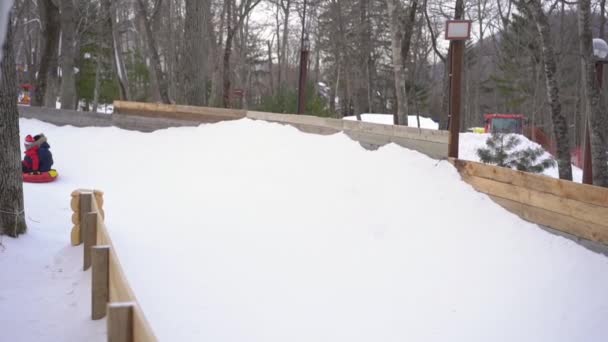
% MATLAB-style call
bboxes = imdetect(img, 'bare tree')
[136,0,171,104]
[578,0,608,186]
[32,0,60,107]
[222,0,263,108]
[516,0,572,181]
[58,0,77,109]
[386,0,418,125]
[102,0,130,101]
[182,0,211,106]
[0,11,27,237]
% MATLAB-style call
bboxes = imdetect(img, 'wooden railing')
[112,101,449,159]
[71,189,157,342]
[453,159,608,245]
[113,100,246,122]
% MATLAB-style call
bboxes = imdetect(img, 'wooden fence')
[453,159,608,245]
[246,111,448,159]
[71,189,157,342]
[112,101,449,159]
[113,100,246,122]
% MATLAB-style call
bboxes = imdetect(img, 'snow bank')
[344,113,439,129]
[460,133,583,182]
[11,118,608,341]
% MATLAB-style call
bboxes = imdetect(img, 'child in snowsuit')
[22,134,54,173]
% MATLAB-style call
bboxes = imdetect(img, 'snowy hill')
[2,118,607,341]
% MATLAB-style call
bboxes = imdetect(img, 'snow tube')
[23,169,59,183]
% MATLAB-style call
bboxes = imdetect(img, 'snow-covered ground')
[4,118,608,341]
[344,113,439,129]
[0,182,105,340]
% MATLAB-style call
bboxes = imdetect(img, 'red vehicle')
[484,114,525,134]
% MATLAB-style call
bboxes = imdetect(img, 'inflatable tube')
[23,169,58,183]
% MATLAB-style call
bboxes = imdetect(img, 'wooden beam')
[114,100,246,121]
[92,245,110,320]
[83,212,98,271]
[454,159,608,207]
[463,174,608,228]
[489,195,608,244]
[108,302,134,342]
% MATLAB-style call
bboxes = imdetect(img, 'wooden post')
[83,212,98,271]
[108,302,134,342]
[92,245,110,320]
[78,192,93,244]
[448,39,464,159]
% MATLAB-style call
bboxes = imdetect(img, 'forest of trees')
[2,0,608,185]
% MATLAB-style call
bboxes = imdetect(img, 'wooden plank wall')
[73,190,158,342]
[111,101,448,159]
[453,159,608,245]
[246,111,449,159]
[113,100,246,122]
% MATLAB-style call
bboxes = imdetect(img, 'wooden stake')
[92,245,110,320]
[83,212,98,271]
[78,192,93,244]
[108,302,134,342]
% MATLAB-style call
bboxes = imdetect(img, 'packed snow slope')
[12,118,608,342]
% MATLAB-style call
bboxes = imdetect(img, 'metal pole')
[583,62,602,184]
[297,0,308,114]
[448,40,464,159]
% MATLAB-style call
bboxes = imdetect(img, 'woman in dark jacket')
[35,134,53,172]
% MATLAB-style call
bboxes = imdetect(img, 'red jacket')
[23,146,40,171]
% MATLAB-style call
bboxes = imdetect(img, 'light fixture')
[593,38,608,62]
[445,20,472,41]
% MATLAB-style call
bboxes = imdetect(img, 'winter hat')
[24,135,35,150]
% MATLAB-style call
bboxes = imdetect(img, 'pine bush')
[476,133,555,173]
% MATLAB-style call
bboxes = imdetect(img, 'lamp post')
[583,38,608,184]
[445,20,472,159]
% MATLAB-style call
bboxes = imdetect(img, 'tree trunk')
[267,39,274,96]
[92,55,102,113]
[578,0,608,187]
[400,0,418,124]
[222,30,235,108]
[102,0,130,101]
[601,0,606,40]
[0,14,27,237]
[334,0,354,118]
[280,0,290,86]
[523,0,572,181]
[183,0,210,106]
[32,0,60,107]
[136,0,171,104]
[58,0,77,110]
[386,0,407,125]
